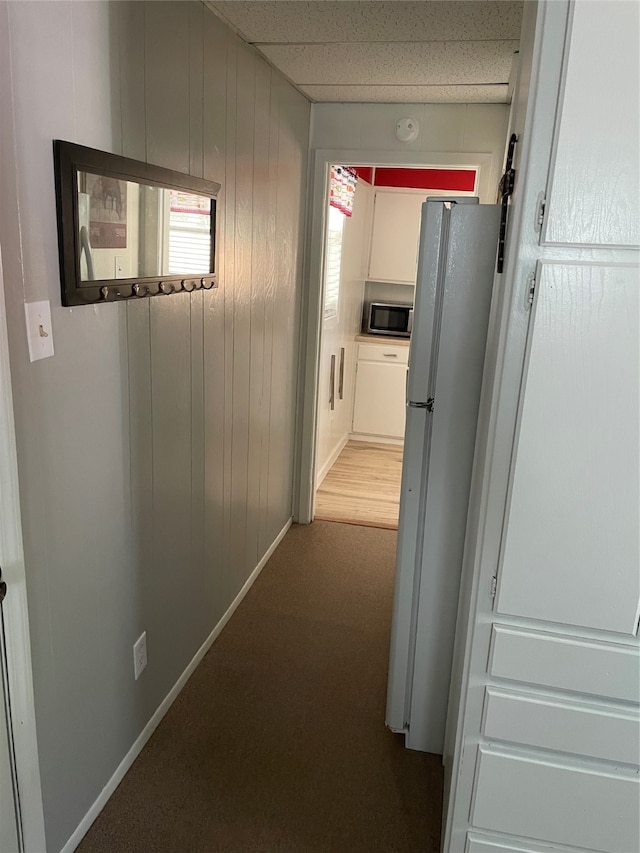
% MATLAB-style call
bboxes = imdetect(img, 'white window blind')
[168,227,210,274]
[167,191,211,275]
[323,205,345,321]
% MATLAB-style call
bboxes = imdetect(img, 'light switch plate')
[133,632,147,680]
[24,300,54,362]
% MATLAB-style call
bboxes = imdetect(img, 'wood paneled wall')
[117,1,309,675]
[0,3,309,850]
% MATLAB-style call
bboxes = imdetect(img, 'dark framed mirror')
[54,141,220,306]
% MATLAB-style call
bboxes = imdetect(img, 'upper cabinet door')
[496,260,640,635]
[544,1,640,247]
[368,191,424,283]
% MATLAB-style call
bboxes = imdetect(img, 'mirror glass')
[77,172,213,282]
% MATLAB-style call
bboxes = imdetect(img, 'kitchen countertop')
[355,334,411,347]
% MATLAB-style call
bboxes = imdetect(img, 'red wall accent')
[349,166,476,191]
[374,167,476,192]
[351,166,374,184]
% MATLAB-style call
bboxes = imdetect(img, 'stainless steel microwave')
[366,302,413,338]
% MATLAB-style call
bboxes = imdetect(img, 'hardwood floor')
[315,440,404,529]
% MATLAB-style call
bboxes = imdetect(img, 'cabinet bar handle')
[383,352,398,357]
[338,347,345,400]
[330,354,336,411]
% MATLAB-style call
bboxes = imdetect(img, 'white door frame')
[0,246,47,852]
[293,148,499,524]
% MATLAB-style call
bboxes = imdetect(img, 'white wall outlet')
[133,632,147,680]
[24,300,54,362]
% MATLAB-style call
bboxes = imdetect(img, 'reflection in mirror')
[77,172,213,282]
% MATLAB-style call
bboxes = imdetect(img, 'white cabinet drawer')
[482,687,640,765]
[357,342,409,364]
[488,625,640,703]
[471,746,640,853]
[466,835,552,853]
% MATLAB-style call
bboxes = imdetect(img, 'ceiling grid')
[206,1,523,103]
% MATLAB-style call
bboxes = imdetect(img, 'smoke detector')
[395,117,420,143]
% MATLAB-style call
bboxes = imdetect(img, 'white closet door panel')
[472,747,640,853]
[483,687,640,765]
[544,1,639,246]
[497,262,639,633]
[488,625,640,704]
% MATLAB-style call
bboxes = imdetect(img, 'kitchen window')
[323,204,344,322]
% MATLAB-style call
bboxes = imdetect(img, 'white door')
[497,261,639,633]
[1,611,21,853]
[443,1,640,850]
[0,256,21,852]
[0,246,46,852]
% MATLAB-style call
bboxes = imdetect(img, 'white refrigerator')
[386,197,501,753]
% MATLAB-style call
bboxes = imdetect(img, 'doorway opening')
[310,162,478,531]
[295,146,505,757]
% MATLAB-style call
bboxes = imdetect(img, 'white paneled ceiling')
[206,1,523,103]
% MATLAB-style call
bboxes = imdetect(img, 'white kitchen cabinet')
[352,342,407,439]
[368,191,425,283]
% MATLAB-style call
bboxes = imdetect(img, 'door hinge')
[534,191,546,233]
[496,133,518,273]
[0,567,6,604]
[525,272,536,310]
[426,397,435,413]
[490,575,497,600]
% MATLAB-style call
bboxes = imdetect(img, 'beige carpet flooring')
[77,521,443,853]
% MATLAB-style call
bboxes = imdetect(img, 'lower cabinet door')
[471,746,640,853]
[352,360,406,438]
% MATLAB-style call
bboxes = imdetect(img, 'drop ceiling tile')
[258,41,518,86]
[300,84,509,103]
[209,2,523,43]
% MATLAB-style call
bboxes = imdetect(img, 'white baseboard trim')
[349,433,404,446]
[60,517,293,853]
[315,434,349,487]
